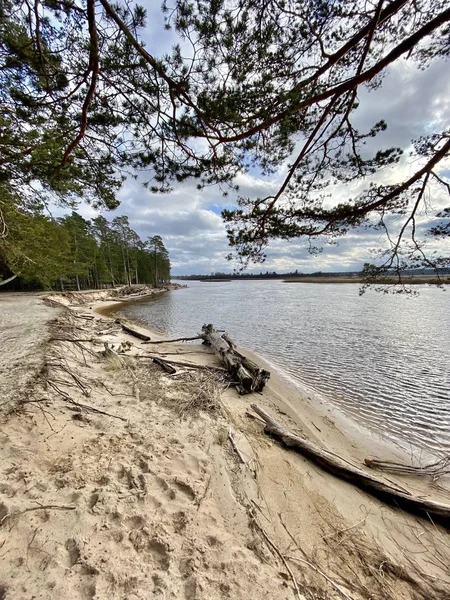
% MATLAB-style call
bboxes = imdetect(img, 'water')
[120,280,450,454]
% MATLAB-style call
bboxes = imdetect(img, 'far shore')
[283,275,450,284]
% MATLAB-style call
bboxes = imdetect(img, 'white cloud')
[61,11,450,275]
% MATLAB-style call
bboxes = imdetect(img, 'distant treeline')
[176,270,361,280]
[0,209,170,291]
[177,267,450,281]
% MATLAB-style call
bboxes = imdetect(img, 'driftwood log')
[201,324,270,394]
[139,355,227,373]
[142,335,203,345]
[120,321,151,342]
[251,403,450,523]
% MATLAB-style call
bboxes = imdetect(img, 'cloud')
[62,9,450,275]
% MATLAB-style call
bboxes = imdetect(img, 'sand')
[1,288,450,600]
[0,293,61,413]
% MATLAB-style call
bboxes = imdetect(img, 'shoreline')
[1,287,450,599]
[102,292,433,467]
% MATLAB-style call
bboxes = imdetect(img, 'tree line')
[0,197,170,290]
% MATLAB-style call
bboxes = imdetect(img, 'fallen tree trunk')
[120,321,151,342]
[202,324,270,394]
[251,403,450,523]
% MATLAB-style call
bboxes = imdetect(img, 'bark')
[202,324,270,394]
[251,403,450,524]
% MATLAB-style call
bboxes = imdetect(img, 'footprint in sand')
[128,529,170,570]
[0,483,16,498]
[65,538,81,567]
[125,514,146,530]
[172,479,196,502]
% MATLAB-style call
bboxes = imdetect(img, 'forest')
[0,200,170,291]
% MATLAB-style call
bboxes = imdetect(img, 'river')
[119,280,450,455]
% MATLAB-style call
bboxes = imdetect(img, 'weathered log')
[120,321,151,341]
[202,324,270,394]
[139,355,227,372]
[142,335,203,344]
[251,403,450,523]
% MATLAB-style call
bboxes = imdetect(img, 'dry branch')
[47,380,127,422]
[286,555,354,600]
[251,403,450,523]
[141,324,269,394]
[1,504,76,526]
[152,357,177,374]
[50,337,94,343]
[251,514,304,600]
[228,428,247,464]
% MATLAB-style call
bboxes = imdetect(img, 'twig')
[228,428,247,464]
[286,555,354,600]
[47,380,127,421]
[50,337,94,342]
[47,362,91,396]
[196,475,212,511]
[1,504,76,525]
[322,516,368,540]
[152,357,177,374]
[252,516,304,600]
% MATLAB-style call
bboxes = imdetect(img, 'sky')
[73,3,450,276]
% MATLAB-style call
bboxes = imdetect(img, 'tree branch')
[59,0,99,168]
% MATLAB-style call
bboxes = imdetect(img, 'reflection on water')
[120,281,450,454]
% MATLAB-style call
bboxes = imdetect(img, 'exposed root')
[365,456,450,481]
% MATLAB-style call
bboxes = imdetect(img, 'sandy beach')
[1,287,450,600]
